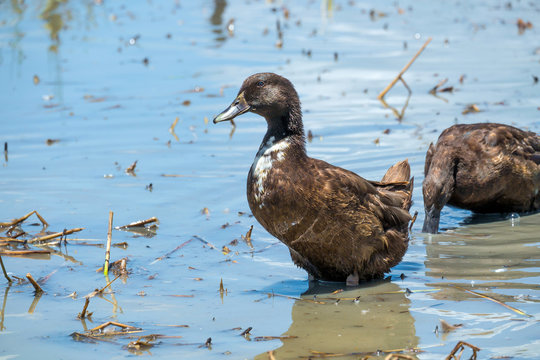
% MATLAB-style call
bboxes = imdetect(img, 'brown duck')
[423,123,540,233]
[213,73,414,285]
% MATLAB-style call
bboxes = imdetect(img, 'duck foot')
[346,273,359,286]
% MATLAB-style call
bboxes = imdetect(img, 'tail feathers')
[381,159,411,183]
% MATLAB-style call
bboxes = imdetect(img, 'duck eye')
[257,81,265,87]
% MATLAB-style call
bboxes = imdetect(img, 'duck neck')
[261,106,306,156]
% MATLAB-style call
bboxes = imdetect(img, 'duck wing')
[306,158,413,232]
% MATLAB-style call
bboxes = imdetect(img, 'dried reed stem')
[378,37,432,100]
[104,211,113,277]
[90,321,140,332]
[0,210,49,229]
[116,217,158,229]
[79,298,90,319]
[29,227,84,243]
[445,340,480,360]
[0,256,11,283]
[169,117,180,141]
[26,273,43,293]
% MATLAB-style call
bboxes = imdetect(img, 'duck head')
[422,157,456,234]
[213,73,304,137]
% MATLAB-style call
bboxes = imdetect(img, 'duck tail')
[373,160,414,213]
[381,159,411,183]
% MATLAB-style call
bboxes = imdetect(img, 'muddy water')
[1,1,539,359]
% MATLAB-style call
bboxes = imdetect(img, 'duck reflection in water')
[255,280,419,359]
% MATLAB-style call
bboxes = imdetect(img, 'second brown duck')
[423,123,540,233]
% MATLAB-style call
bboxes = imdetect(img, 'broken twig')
[26,273,43,293]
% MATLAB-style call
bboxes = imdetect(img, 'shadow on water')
[256,280,419,359]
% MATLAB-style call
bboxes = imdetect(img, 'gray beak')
[213,92,250,124]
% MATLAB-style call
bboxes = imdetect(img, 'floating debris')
[199,337,212,349]
[445,340,480,360]
[219,278,225,296]
[201,208,210,219]
[240,327,252,336]
[429,78,454,94]
[125,160,137,175]
[128,34,140,46]
[26,273,43,293]
[254,335,298,341]
[116,217,159,229]
[462,104,481,115]
[29,228,84,244]
[453,285,532,317]
[517,18,533,34]
[170,117,180,141]
[193,235,217,250]
[241,225,253,248]
[0,210,49,229]
[150,238,192,264]
[0,249,51,257]
[72,321,143,342]
[227,19,235,36]
[45,139,60,146]
[78,297,92,319]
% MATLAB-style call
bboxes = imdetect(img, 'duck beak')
[213,92,250,124]
[422,207,440,234]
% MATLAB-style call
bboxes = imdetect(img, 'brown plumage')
[213,73,413,285]
[422,123,540,233]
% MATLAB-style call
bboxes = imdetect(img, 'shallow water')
[1,0,539,359]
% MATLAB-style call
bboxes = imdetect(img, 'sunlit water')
[1,1,539,359]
